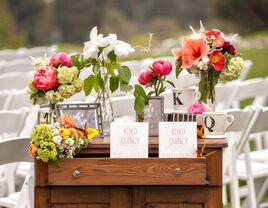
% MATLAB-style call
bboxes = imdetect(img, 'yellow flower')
[59,128,71,138]
[86,128,100,139]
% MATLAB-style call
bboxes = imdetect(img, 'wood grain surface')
[48,158,207,186]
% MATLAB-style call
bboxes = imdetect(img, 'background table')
[35,137,227,208]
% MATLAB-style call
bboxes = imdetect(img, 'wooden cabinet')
[35,137,227,208]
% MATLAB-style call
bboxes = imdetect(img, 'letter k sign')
[174,92,183,105]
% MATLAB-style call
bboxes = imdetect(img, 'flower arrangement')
[172,22,244,109]
[29,114,100,167]
[72,26,135,97]
[28,52,83,105]
[134,60,174,113]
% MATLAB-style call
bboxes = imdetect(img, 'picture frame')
[56,103,103,136]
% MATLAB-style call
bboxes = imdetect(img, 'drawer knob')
[73,170,80,178]
[174,168,182,175]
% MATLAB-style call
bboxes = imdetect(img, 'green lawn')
[239,47,268,79]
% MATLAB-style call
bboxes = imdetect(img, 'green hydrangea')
[28,80,38,94]
[220,57,244,81]
[73,78,83,92]
[58,84,76,98]
[45,90,64,103]
[37,141,57,162]
[31,124,54,146]
[57,66,79,84]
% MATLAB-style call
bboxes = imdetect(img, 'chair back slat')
[0,137,33,165]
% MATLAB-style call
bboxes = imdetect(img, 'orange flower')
[69,128,79,139]
[28,143,38,157]
[60,114,77,128]
[172,38,210,68]
[205,31,225,47]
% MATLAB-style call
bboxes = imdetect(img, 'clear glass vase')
[38,103,58,125]
[95,86,114,136]
[198,70,216,112]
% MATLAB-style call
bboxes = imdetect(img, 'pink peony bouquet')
[28,52,83,105]
[172,22,244,108]
[134,60,174,113]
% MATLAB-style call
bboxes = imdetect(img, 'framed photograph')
[56,103,103,136]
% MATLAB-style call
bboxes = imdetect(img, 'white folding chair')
[26,46,56,58]
[1,59,34,74]
[223,106,257,208]
[0,108,29,140]
[0,90,11,110]
[226,78,268,151]
[0,137,33,208]
[0,72,33,91]
[237,106,268,208]
[111,94,135,122]
[3,89,32,110]
[168,70,199,89]
[239,59,253,81]
[227,78,267,109]
[215,81,238,111]
[0,50,16,61]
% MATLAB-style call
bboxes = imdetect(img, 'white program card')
[110,122,149,158]
[159,122,197,158]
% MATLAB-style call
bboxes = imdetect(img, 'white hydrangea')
[52,136,62,145]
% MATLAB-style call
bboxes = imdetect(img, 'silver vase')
[136,96,164,136]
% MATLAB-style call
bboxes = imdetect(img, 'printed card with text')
[110,122,149,158]
[159,122,197,158]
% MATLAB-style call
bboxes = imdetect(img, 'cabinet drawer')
[48,158,207,186]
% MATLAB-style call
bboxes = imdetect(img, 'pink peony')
[188,103,206,114]
[152,60,172,76]
[138,69,152,86]
[32,67,60,91]
[49,52,72,67]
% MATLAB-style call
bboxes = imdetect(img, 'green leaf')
[71,54,83,70]
[96,72,105,91]
[93,82,99,93]
[118,65,131,84]
[120,82,132,92]
[52,159,60,168]
[110,76,119,93]
[83,75,96,96]
[134,85,147,99]
[134,96,146,113]
[107,51,117,62]
[165,80,175,88]
[105,63,115,76]
[175,60,182,78]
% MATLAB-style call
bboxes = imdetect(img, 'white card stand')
[159,122,197,158]
[110,122,149,158]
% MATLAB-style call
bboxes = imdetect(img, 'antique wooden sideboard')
[35,137,228,208]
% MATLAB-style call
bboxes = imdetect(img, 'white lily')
[83,26,109,59]
[103,33,135,58]
[113,40,135,57]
